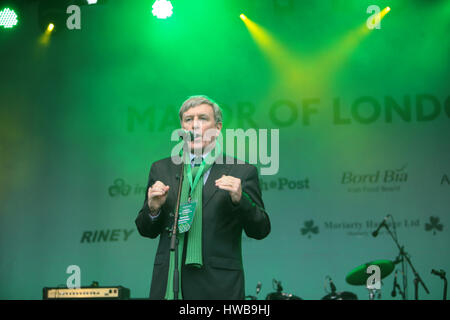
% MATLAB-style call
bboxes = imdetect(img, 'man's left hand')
[215,175,242,204]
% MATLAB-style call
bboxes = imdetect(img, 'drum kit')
[246,259,398,300]
[246,216,447,300]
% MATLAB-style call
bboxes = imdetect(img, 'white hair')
[179,95,223,125]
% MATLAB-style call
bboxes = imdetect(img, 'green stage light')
[152,0,173,19]
[0,7,18,29]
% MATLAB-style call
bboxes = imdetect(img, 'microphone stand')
[444,277,448,301]
[169,158,185,300]
[431,270,447,300]
[395,278,405,300]
[383,219,430,300]
[443,276,447,301]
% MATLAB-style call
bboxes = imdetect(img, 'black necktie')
[191,157,203,178]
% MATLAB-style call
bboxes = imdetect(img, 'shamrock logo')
[108,178,131,197]
[300,220,319,239]
[425,216,443,235]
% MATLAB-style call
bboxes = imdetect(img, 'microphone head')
[178,129,194,141]
[431,269,446,277]
[372,216,388,237]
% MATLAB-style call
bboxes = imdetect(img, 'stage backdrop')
[0,0,449,300]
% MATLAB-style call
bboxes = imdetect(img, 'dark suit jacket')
[135,154,271,300]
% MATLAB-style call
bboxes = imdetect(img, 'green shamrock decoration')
[425,216,443,235]
[301,220,319,239]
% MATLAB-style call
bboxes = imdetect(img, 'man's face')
[181,103,222,153]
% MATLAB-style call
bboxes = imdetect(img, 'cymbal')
[345,259,395,286]
[321,291,358,300]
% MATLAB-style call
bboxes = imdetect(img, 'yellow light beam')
[240,15,309,85]
[315,6,391,72]
[38,23,55,46]
[240,8,391,96]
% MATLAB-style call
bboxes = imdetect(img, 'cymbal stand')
[367,282,382,300]
[384,216,429,300]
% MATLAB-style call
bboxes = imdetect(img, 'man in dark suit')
[135,95,270,300]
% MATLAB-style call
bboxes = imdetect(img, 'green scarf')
[164,142,222,300]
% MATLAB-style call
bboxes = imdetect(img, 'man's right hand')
[147,181,170,215]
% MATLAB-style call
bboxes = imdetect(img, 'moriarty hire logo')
[300,216,444,238]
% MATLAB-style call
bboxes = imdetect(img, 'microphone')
[372,215,390,237]
[391,270,398,297]
[178,129,194,141]
[273,279,283,292]
[431,269,446,278]
[328,277,337,294]
[256,282,262,295]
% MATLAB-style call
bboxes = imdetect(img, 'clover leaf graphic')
[300,220,319,239]
[425,216,443,235]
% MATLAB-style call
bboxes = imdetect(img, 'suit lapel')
[167,155,231,210]
[203,155,231,209]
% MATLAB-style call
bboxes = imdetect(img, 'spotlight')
[77,0,108,6]
[240,14,247,20]
[0,7,18,29]
[380,6,391,20]
[152,0,173,19]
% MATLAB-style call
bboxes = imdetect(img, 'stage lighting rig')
[0,7,18,29]
[152,0,173,19]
